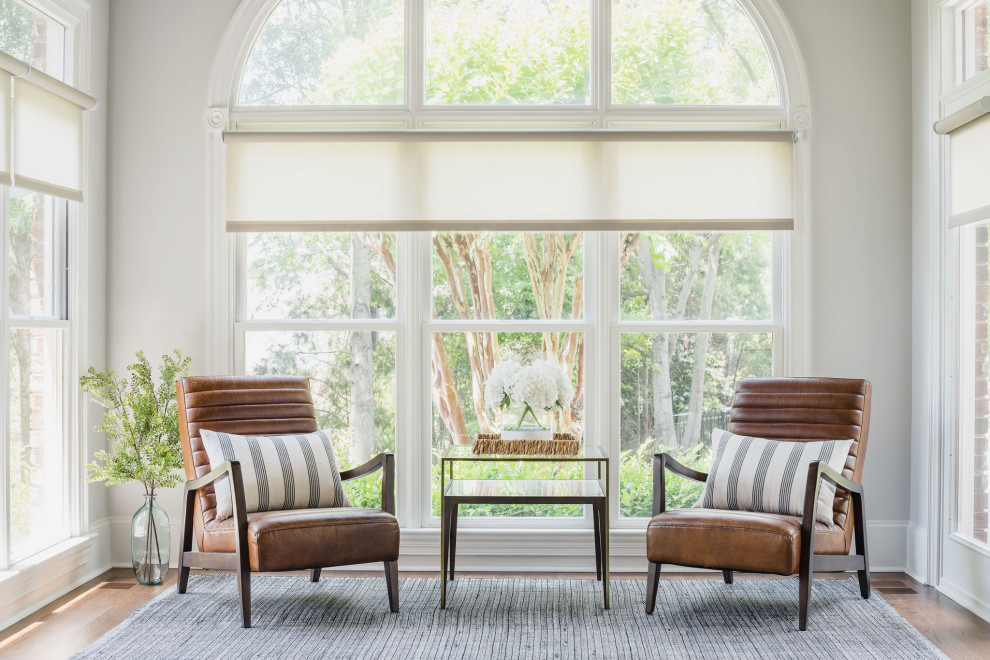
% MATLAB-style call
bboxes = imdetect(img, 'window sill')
[0,535,95,604]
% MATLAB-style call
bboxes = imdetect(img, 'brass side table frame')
[439,445,610,609]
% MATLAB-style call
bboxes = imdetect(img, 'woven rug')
[73,575,944,659]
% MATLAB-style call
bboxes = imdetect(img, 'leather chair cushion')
[202,507,399,572]
[647,509,846,575]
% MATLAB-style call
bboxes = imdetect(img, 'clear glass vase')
[499,401,553,439]
[131,494,169,585]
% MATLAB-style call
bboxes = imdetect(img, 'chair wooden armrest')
[340,452,396,515]
[652,452,709,516]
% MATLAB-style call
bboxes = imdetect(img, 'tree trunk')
[349,236,375,463]
[638,240,677,447]
[431,334,470,443]
[682,234,722,448]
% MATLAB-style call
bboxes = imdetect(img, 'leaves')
[81,350,191,494]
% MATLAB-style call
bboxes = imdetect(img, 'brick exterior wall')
[974,225,990,544]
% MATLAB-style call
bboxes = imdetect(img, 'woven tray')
[471,432,580,456]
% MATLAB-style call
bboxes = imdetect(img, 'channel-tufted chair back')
[727,377,872,549]
[176,375,318,548]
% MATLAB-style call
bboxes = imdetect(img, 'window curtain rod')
[223,128,798,144]
[934,96,990,135]
[0,50,96,110]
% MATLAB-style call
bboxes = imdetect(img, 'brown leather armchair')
[645,377,872,630]
[174,376,399,628]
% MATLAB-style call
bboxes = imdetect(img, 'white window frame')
[211,0,812,538]
[0,0,89,571]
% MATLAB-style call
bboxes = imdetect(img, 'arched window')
[218,0,806,529]
[239,0,780,107]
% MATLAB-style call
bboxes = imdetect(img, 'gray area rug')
[73,575,944,659]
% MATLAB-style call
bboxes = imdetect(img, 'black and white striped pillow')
[201,429,352,521]
[693,429,854,524]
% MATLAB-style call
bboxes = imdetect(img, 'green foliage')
[241,0,777,107]
[0,0,40,64]
[81,350,191,494]
[618,440,710,517]
[611,0,778,105]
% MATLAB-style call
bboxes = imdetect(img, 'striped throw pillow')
[693,429,854,524]
[201,429,352,521]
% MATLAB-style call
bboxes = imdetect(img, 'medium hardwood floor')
[0,570,987,659]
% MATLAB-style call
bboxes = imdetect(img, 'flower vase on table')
[500,400,553,441]
[485,358,574,442]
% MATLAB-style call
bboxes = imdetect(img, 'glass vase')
[131,494,170,585]
[499,401,553,440]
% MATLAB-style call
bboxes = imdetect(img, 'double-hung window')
[226,0,797,530]
[0,0,94,567]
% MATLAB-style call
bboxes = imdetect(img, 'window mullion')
[408,0,424,125]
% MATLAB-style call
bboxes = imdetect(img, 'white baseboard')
[906,522,929,583]
[0,520,113,633]
[108,518,910,573]
[937,579,990,623]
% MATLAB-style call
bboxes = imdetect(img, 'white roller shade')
[224,130,795,232]
[947,111,990,229]
[0,71,9,187]
[12,78,84,201]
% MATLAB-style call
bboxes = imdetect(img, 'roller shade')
[0,49,96,202]
[224,130,795,232]
[12,79,84,201]
[936,97,990,229]
[0,71,9,187]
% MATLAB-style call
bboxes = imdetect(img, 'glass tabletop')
[442,444,607,460]
[444,479,606,499]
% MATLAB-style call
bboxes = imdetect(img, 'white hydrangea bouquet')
[484,359,575,440]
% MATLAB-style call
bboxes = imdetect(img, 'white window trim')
[918,0,990,607]
[0,0,90,577]
[208,0,812,537]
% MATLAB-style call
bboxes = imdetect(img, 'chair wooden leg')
[237,567,251,629]
[852,491,871,599]
[384,560,399,613]
[798,563,812,632]
[310,568,321,583]
[722,570,734,584]
[177,486,196,595]
[645,561,661,614]
[592,504,602,581]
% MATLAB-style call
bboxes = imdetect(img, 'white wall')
[105,0,915,569]
[776,0,914,566]
[105,0,241,562]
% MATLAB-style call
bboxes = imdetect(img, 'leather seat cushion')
[647,509,847,575]
[202,507,399,572]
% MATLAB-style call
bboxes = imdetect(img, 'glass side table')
[439,444,610,609]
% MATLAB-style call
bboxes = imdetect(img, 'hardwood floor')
[0,570,987,659]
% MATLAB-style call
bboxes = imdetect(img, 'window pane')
[9,327,68,561]
[425,0,590,105]
[618,332,772,517]
[620,231,771,322]
[244,330,396,507]
[433,232,584,320]
[245,233,396,320]
[431,331,584,517]
[0,1,66,81]
[611,0,778,105]
[962,1,990,82]
[959,223,990,545]
[239,0,403,106]
[8,189,60,318]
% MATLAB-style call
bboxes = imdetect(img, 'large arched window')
[238,0,780,107]
[216,0,807,533]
